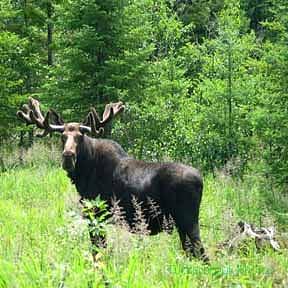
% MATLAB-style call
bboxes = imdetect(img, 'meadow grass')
[0,149,287,287]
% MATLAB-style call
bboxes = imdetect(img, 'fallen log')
[218,221,284,253]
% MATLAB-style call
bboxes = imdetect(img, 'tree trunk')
[47,1,53,66]
[227,44,233,159]
[19,131,25,165]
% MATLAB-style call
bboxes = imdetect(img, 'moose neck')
[67,134,128,200]
[77,134,98,163]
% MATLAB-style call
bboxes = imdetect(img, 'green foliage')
[0,0,54,139]
[2,0,288,284]
[1,0,288,189]
[44,0,129,117]
[0,156,287,287]
[248,1,288,189]
[0,31,26,138]
[82,196,110,246]
[185,0,260,169]
[172,0,224,41]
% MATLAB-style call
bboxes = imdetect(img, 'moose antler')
[17,98,124,137]
[88,102,124,135]
[17,97,65,137]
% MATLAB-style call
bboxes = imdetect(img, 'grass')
[0,146,287,287]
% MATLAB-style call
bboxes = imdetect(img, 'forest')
[0,0,288,287]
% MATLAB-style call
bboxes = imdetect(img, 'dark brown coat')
[67,135,208,262]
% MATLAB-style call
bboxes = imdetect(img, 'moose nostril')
[63,150,74,157]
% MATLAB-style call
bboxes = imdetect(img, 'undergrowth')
[0,144,287,287]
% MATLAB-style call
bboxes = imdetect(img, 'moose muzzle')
[62,135,77,171]
[62,151,76,171]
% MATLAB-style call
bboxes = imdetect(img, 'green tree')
[172,0,263,171]
[251,0,288,188]
[0,0,57,140]
[44,0,128,119]
[172,0,224,41]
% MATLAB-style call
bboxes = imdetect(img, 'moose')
[17,97,209,263]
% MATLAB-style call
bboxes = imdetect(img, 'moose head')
[17,97,124,171]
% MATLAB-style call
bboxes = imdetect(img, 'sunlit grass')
[0,160,287,287]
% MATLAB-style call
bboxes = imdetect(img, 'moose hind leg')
[177,228,189,251]
[174,209,209,263]
[186,223,209,264]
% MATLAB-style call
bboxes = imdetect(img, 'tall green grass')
[0,145,287,287]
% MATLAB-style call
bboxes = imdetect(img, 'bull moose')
[17,97,209,263]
